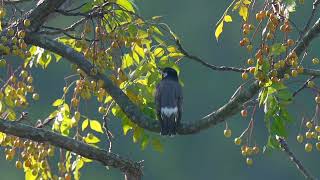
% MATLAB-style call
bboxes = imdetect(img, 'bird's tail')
[160,115,177,136]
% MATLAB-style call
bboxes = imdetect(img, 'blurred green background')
[1,0,320,179]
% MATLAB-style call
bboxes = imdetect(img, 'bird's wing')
[155,83,162,119]
[176,83,183,124]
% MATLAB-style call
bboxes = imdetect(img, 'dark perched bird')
[155,67,183,136]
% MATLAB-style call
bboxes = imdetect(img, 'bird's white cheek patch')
[161,107,178,117]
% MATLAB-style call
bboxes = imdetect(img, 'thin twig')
[35,116,56,128]
[293,76,316,97]
[175,39,246,73]
[276,136,315,180]
[303,0,320,33]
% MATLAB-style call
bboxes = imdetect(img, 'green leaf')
[141,135,149,150]
[266,135,280,149]
[271,115,288,137]
[116,0,135,12]
[270,43,286,56]
[121,54,134,69]
[90,120,104,133]
[258,88,268,106]
[82,119,89,131]
[277,89,293,101]
[52,99,64,106]
[133,127,143,143]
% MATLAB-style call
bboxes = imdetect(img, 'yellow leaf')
[243,0,251,5]
[84,133,100,144]
[239,6,248,21]
[52,99,64,106]
[153,47,165,58]
[116,0,135,12]
[133,127,143,143]
[82,119,89,131]
[224,15,232,22]
[133,44,145,59]
[233,1,241,11]
[90,120,104,133]
[123,124,132,135]
[215,21,224,40]
[167,46,178,53]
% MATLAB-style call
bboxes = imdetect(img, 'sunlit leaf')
[52,99,64,106]
[82,119,89,131]
[116,0,135,12]
[239,6,248,21]
[90,120,104,133]
[153,47,165,58]
[215,21,224,40]
[121,54,134,69]
[224,15,232,22]
[84,133,100,144]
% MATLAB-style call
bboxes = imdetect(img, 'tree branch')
[0,119,143,179]
[277,136,315,180]
[23,16,320,135]
[176,39,246,73]
[25,33,260,134]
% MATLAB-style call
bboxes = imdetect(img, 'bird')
[155,67,183,136]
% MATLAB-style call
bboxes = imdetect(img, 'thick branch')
[25,0,68,31]
[0,119,143,178]
[25,33,260,134]
[23,7,320,135]
[24,17,320,134]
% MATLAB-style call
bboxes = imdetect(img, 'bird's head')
[161,67,178,81]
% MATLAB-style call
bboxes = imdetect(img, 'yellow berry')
[224,129,232,138]
[306,121,313,129]
[315,126,320,132]
[247,58,254,65]
[18,30,26,39]
[32,93,39,100]
[316,142,320,151]
[0,59,6,67]
[234,137,242,145]
[252,146,259,154]
[312,58,319,64]
[306,131,312,139]
[242,72,249,80]
[305,143,312,152]
[23,19,31,27]
[15,161,23,169]
[315,96,320,104]
[291,70,298,77]
[98,106,106,114]
[246,157,253,165]
[297,134,303,143]
[0,8,6,18]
